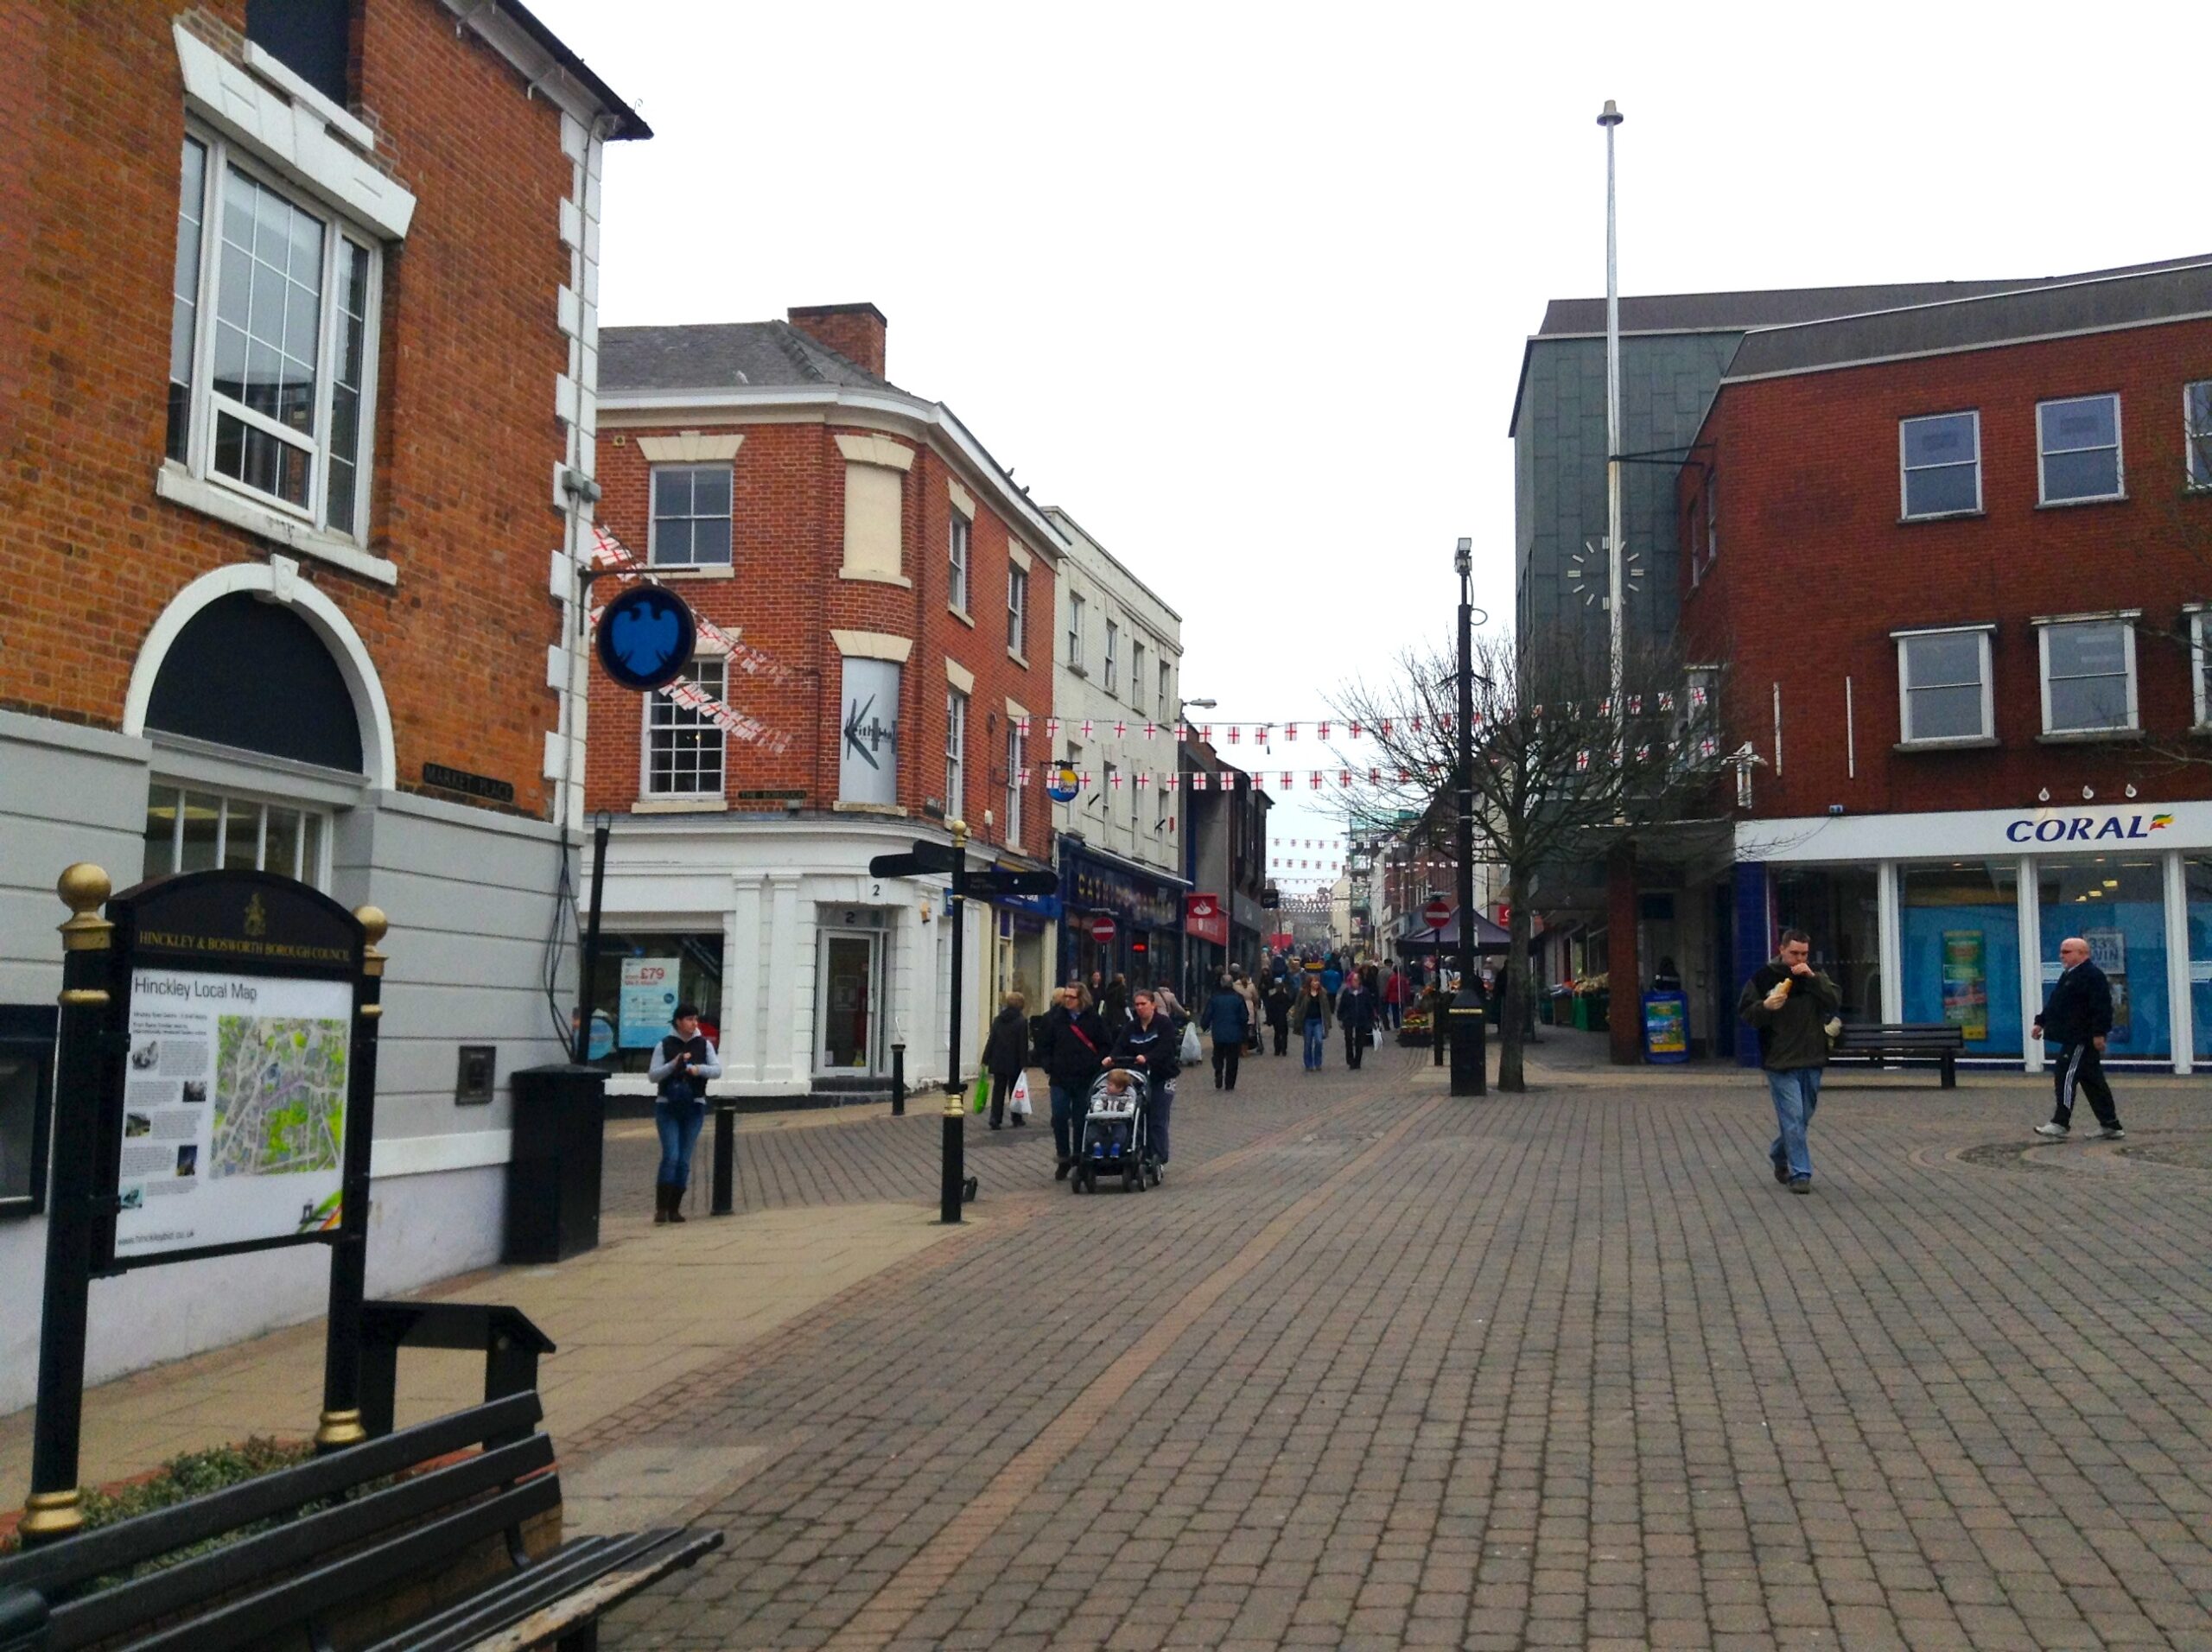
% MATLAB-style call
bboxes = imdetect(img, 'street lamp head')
[1184,697,1218,710]
[1453,537,1472,578]
[1597,98,1624,128]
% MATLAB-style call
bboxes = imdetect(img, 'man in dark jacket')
[1335,975,1376,1069]
[1737,929,1841,1194]
[1201,974,1251,1090]
[1039,985,1107,1179]
[981,992,1030,1131]
[2032,937,2124,1140]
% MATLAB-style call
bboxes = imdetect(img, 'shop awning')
[1393,906,1511,954]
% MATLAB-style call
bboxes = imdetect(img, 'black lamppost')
[1450,537,1488,1097]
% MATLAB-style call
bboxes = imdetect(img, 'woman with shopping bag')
[982,991,1029,1129]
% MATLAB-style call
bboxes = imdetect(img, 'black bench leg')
[1941,1052,1955,1089]
[359,1343,399,1440]
[557,1623,600,1651]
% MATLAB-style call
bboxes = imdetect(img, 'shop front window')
[2188,856,2212,1064]
[1901,861,2023,1056]
[1772,866,1881,1021]
[585,932,725,1074]
[2038,856,2171,1060]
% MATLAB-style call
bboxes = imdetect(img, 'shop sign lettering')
[2003,812,2172,844]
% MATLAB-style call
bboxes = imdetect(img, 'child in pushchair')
[1074,1068,1157,1194]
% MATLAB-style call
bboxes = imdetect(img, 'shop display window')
[2189,856,2212,1064]
[2037,858,2171,1060]
[1900,862,2023,1056]
[1773,866,1882,1021]
[585,932,726,1074]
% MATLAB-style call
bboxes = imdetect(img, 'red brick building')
[583,306,1065,1098]
[1676,261,2212,1072]
[0,0,645,1404]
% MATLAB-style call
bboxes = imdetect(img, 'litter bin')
[505,1064,607,1263]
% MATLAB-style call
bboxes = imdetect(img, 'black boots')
[653,1181,687,1223]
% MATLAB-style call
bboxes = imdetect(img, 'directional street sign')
[969,868,1058,899]
[868,842,1053,899]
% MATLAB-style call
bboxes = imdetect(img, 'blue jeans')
[1147,1080,1176,1164]
[1766,1067,1822,1182]
[655,1097,707,1188]
[1050,1081,1085,1160]
[1302,1020,1327,1069]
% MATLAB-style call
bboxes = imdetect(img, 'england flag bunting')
[1045,717,1060,738]
[1142,722,1156,740]
[1285,724,1296,741]
[1109,771,1123,789]
[1015,716,1030,737]
[1080,720,1093,739]
[1192,773,1209,791]
[1114,720,1127,738]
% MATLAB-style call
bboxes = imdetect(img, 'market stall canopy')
[1394,906,1510,954]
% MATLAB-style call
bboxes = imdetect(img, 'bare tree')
[1331,624,1735,1091]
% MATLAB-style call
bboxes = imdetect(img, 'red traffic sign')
[1422,899,1452,929]
[1090,913,1117,942]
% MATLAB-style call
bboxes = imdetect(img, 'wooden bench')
[0,1392,718,1652]
[1831,1022,1967,1087]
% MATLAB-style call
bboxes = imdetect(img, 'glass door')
[817,933,879,1073]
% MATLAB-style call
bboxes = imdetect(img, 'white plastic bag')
[1008,1071,1033,1118]
[1179,1023,1202,1064]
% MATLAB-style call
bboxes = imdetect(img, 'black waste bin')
[504,1064,607,1263]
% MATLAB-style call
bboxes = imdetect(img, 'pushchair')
[1074,1070,1158,1194]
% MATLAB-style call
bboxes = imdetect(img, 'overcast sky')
[532,0,2199,868]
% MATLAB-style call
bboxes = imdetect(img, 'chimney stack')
[787,303,887,378]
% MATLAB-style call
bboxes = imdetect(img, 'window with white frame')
[2187,381,2212,490]
[1007,562,1027,657]
[1899,411,1980,518]
[143,784,329,886]
[2192,608,2212,728]
[645,658,726,796]
[1067,592,1086,670]
[945,687,969,812]
[2037,393,2123,504]
[2037,616,2138,735]
[1104,620,1120,693]
[1158,660,1171,722]
[1895,627,1993,744]
[1103,762,1119,827]
[1004,723,1024,842]
[649,464,732,566]
[1703,472,1718,572]
[1130,639,1147,708]
[949,512,971,613]
[166,130,379,540]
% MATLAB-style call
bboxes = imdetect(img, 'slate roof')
[1533,255,2212,338]
[598,321,902,397]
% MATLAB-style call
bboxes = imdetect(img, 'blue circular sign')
[1045,763,1081,804]
[595,584,697,692]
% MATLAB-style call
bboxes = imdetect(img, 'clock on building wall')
[1564,537,1643,610]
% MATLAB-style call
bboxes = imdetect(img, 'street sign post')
[1090,914,1116,943]
[1422,898,1452,930]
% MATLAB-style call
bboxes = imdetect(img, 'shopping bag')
[1009,1071,1033,1118]
[1179,1023,1202,1063]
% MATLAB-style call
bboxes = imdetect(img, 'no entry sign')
[1090,913,1117,943]
[1423,899,1452,929]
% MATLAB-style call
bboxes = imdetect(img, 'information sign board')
[620,956,680,1048]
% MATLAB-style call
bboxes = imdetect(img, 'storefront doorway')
[817,931,880,1074]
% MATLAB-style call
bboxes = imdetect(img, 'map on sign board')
[114,970,352,1259]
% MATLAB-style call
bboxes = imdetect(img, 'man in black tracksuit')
[2032,936,2124,1141]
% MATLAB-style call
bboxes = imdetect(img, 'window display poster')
[116,969,352,1260]
[620,956,680,1049]
[2083,927,2131,1039]
[1941,930,1987,1041]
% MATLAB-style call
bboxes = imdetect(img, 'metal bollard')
[891,1043,906,1117]
[710,1102,736,1215]
[940,1084,964,1224]
[1433,998,1446,1067]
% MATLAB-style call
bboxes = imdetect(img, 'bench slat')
[110,1474,562,1652]
[0,1392,543,1599]
[413,1531,725,1652]
[374,1529,719,1652]
[51,1434,554,1649]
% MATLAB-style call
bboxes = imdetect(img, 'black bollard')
[891,1042,906,1117]
[940,1085,964,1224]
[710,1102,736,1215]
[1433,994,1446,1067]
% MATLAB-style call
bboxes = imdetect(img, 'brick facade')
[587,390,1057,863]
[1679,318,2212,822]
[0,0,586,817]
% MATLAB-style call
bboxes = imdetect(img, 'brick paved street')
[590,1046,2212,1650]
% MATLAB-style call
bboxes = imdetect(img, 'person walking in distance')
[647,1003,721,1223]
[1382,961,1404,1031]
[1039,984,1106,1179]
[981,991,1029,1130]
[1336,970,1376,1070]
[1297,974,1333,1071]
[1263,972,1293,1057]
[2032,936,2125,1141]
[1202,972,1251,1090]
[1737,929,1840,1195]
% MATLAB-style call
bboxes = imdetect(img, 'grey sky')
[531,0,2199,865]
